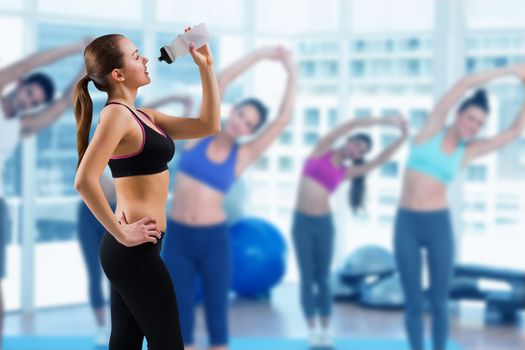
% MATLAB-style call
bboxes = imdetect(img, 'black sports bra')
[105,102,175,178]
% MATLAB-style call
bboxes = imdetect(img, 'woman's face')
[115,37,150,88]
[344,138,370,160]
[455,106,486,141]
[14,82,46,113]
[225,104,262,138]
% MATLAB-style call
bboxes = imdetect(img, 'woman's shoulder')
[412,127,444,146]
[98,104,134,126]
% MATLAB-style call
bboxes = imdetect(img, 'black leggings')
[99,230,184,350]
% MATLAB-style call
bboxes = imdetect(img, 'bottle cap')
[158,47,174,64]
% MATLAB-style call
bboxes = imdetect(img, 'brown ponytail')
[347,133,373,213]
[74,75,93,169]
[73,34,125,169]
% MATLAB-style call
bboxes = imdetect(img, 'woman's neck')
[214,131,235,146]
[444,126,460,146]
[107,87,138,108]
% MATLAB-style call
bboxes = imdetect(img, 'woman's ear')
[110,68,125,82]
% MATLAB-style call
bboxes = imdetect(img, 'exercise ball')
[331,272,360,301]
[359,273,405,309]
[230,217,287,297]
[342,245,395,279]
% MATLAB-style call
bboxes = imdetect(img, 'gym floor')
[5,282,524,350]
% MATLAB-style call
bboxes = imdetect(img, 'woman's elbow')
[74,179,83,193]
[74,174,88,193]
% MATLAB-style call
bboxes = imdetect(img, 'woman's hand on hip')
[117,212,162,247]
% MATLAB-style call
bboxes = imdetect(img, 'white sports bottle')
[158,23,211,64]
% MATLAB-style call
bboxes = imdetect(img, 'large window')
[2,0,524,312]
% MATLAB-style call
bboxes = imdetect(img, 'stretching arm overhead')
[0,39,87,91]
[236,49,298,173]
[346,117,408,178]
[416,64,525,143]
[312,115,403,157]
[217,45,290,99]
[464,75,525,164]
[20,65,86,137]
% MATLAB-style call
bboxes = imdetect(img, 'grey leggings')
[394,208,455,350]
[292,210,334,319]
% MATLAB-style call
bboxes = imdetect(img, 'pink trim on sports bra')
[109,111,146,160]
[136,109,168,137]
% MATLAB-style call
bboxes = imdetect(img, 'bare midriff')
[294,177,332,215]
[113,170,170,232]
[169,172,227,225]
[399,169,449,211]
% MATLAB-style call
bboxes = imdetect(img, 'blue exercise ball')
[230,217,287,297]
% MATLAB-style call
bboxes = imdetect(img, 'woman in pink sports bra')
[292,115,408,347]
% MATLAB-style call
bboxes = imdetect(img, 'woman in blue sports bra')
[396,64,525,350]
[161,46,298,350]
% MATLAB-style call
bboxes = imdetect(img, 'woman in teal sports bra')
[395,64,525,350]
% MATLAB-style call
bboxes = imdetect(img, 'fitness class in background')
[1,1,524,350]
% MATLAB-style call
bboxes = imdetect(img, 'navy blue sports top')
[177,136,238,193]
[106,102,175,178]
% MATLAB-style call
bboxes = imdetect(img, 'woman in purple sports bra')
[292,115,408,347]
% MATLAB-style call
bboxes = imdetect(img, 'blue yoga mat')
[3,336,464,350]
[231,338,463,350]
